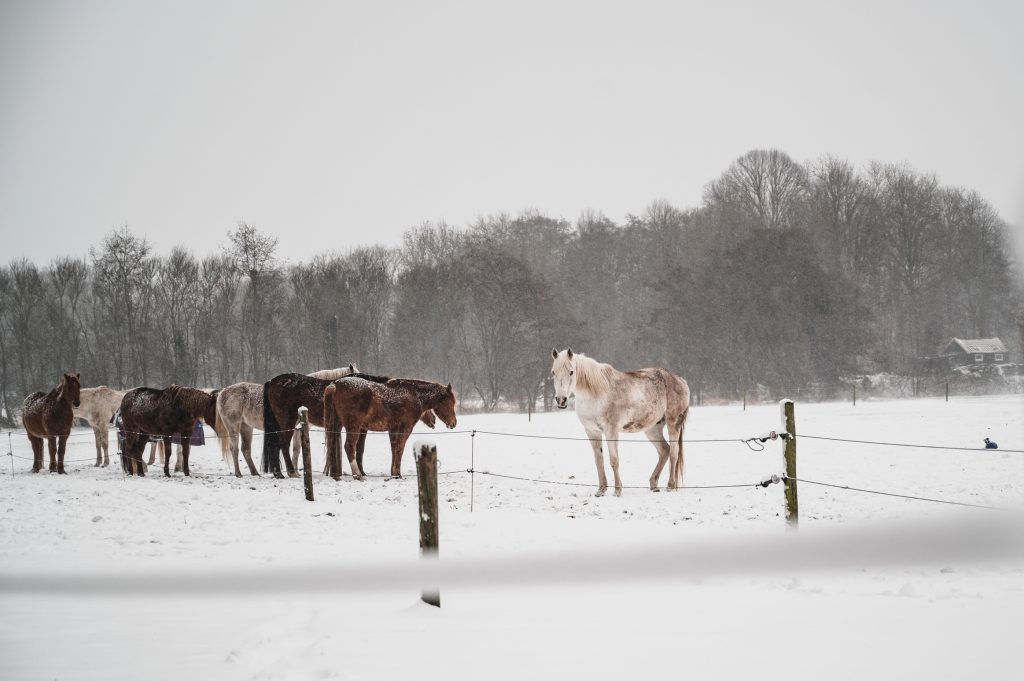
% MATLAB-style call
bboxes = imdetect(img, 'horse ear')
[567,347,574,358]
[76,373,81,380]
[552,348,559,359]
[349,363,354,371]
[446,383,453,394]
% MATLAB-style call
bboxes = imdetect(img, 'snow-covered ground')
[2,395,1022,680]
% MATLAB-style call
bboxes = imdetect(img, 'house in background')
[939,338,1008,366]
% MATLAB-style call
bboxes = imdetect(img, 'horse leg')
[388,430,412,478]
[174,443,184,473]
[584,425,608,496]
[355,430,368,479]
[290,431,301,471]
[182,439,191,477]
[147,441,157,465]
[644,424,671,491]
[162,436,173,477]
[607,434,624,497]
[668,416,685,490]
[47,436,58,472]
[344,428,365,480]
[241,424,259,476]
[100,426,110,467]
[56,435,68,474]
[28,435,43,473]
[92,425,103,466]
[281,430,299,478]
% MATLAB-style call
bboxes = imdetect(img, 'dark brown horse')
[323,377,457,480]
[21,372,81,473]
[260,371,433,479]
[119,385,218,477]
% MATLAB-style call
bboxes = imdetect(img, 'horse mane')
[573,354,612,397]
[167,385,213,416]
[308,365,358,380]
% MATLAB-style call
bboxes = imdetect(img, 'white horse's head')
[551,348,576,409]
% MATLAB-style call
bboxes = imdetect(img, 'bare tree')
[704,149,808,231]
[90,226,157,386]
[228,223,280,378]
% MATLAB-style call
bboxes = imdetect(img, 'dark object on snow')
[984,438,998,449]
[171,420,206,447]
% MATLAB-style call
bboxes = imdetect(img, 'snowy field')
[1,395,1023,680]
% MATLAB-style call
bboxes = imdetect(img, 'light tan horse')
[551,349,690,497]
[215,381,263,477]
[74,386,125,467]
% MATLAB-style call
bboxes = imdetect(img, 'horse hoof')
[595,489,606,497]
[288,472,300,479]
[651,487,661,493]
[614,488,622,497]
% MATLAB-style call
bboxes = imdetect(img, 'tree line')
[1,149,1020,423]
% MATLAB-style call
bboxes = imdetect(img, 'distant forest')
[1,149,1021,421]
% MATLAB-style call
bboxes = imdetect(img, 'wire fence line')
[796,433,1024,453]
[4,424,1018,512]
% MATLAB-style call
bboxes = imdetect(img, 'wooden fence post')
[415,443,440,607]
[945,382,949,402]
[852,384,856,407]
[298,407,314,502]
[742,390,746,411]
[781,399,799,527]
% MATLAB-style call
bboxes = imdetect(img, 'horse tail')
[214,397,232,465]
[261,381,281,474]
[676,404,689,483]
[323,383,340,478]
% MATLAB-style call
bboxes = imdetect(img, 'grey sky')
[1,0,1022,264]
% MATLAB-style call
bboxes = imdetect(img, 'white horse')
[73,386,125,467]
[551,348,690,497]
[216,366,358,477]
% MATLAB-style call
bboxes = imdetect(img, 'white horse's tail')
[676,406,689,483]
[214,415,232,465]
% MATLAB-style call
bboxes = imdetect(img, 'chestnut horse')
[323,377,457,480]
[119,385,218,477]
[260,369,434,479]
[21,372,81,473]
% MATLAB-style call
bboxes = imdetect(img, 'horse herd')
[18,349,690,496]
[18,366,458,481]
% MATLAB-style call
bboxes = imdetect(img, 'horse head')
[62,372,82,408]
[433,384,458,429]
[551,348,576,409]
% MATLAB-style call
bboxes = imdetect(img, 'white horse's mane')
[572,354,612,397]
[308,365,358,380]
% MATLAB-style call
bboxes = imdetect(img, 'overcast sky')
[1,0,1022,265]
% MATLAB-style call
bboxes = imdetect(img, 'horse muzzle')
[556,397,568,409]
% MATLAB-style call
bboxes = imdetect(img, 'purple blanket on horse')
[172,421,206,446]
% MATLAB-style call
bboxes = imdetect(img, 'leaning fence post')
[298,407,314,502]
[415,442,440,607]
[781,399,799,527]
[6,431,13,478]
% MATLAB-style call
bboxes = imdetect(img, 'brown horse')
[323,377,457,479]
[119,385,218,477]
[260,370,433,479]
[21,373,81,473]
